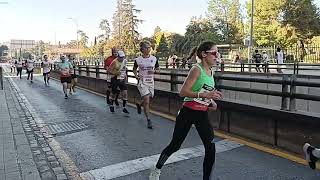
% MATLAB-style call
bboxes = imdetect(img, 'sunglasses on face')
[205,50,219,57]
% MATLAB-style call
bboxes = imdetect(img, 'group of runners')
[12,54,78,99]
[11,40,318,179]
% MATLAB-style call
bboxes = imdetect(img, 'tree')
[156,34,169,58]
[282,0,320,41]
[246,0,287,46]
[0,45,9,56]
[66,40,78,48]
[112,0,143,57]
[207,0,244,44]
[99,19,111,41]
[180,17,222,54]
[166,33,185,56]
[77,30,89,48]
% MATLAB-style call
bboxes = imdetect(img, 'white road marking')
[80,139,243,180]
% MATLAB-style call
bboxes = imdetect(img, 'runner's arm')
[133,60,139,79]
[154,59,160,73]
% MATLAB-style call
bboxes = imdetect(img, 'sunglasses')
[205,50,219,57]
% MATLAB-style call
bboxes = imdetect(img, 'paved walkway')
[1,65,320,180]
[0,67,69,180]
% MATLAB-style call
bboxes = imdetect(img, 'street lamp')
[248,0,254,72]
[67,17,79,61]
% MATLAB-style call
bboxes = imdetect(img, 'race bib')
[118,71,126,80]
[143,75,154,84]
[193,84,215,106]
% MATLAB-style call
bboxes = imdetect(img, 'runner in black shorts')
[57,55,73,99]
[107,50,129,115]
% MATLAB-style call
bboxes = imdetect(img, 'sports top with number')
[58,61,72,77]
[134,55,159,85]
[183,63,215,111]
[26,59,35,71]
[42,60,51,73]
[16,60,23,68]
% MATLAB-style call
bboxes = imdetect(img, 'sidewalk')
[0,76,68,180]
[0,79,41,180]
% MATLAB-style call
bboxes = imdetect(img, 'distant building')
[10,39,36,50]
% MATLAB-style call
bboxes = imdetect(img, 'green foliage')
[207,0,244,44]
[112,0,142,57]
[282,0,320,40]
[156,34,169,58]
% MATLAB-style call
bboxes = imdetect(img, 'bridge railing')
[72,61,320,74]
[48,63,320,113]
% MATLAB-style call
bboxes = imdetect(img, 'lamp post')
[67,17,79,61]
[248,0,254,72]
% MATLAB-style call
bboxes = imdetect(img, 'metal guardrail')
[48,63,320,112]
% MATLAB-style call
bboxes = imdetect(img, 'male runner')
[41,55,51,86]
[133,41,160,129]
[104,48,119,106]
[108,50,129,115]
[57,56,73,99]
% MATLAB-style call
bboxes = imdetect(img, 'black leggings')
[16,68,22,78]
[156,106,215,180]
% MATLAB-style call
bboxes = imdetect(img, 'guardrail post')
[240,62,244,72]
[95,66,100,79]
[281,75,289,110]
[296,62,299,75]
[0,66,3,90]
[78,66,82,76]
[170,71,178,92]
[86,66,90,77]
[221,62,225,72]
[289,75,297,111]
[166,62,169,69]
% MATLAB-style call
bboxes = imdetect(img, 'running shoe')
[303,143,318,169]
[123,108,129,114]
[64,94,68,99]
[147,119,153,129]
[115,100,119,106]
[149,166,161,180]
[109,106,115,113]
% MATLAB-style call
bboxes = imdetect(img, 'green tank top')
[184,63,215,106]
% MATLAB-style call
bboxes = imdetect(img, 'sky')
[0,0,319,45]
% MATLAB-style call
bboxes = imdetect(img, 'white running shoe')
[149,166,161,180]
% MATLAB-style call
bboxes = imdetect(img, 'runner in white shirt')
[41,55,51,86]
[275,47,284,73]
[15,58,23,79]
[26,55,35,83]
[133,41,160,129]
